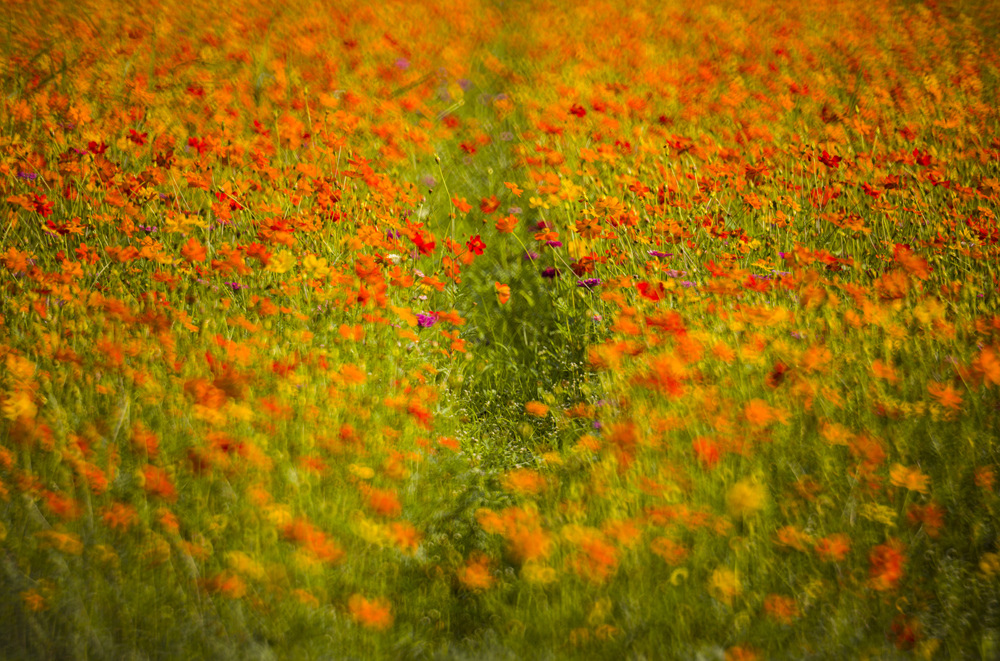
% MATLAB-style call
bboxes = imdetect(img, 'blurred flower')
[814,534,851,562]
[502,469,546,496]
[708,567,741,605]
[763,594,800,625]
[522,562,557,585]
[348,594,393,631]
[457,552,494,591]
[869,539,906,591]
[692,437,720,469]
[417,312,438,328]
[889,464,930,494]
[21,589,46,612]
[726,479,766,519]
[650,537,688,565]
[577,278,601,289]
[525,401,549,417]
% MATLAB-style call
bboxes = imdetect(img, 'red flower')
[818,151,842,169]
[466,235,486,256]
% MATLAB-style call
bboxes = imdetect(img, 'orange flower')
[571,535,619,584]
[348,594,393,631]
[524,401,549,417]
[869,539,906,591]
[692,437,720,469]
[506,523,553,563]
[974,346,1000,387]
[102,502,139,532]
[975,466,996,491]
[504,182,523,197]
[364,486,402,518]
[763,594,800,625]
[389,521,422,555]
[480,196,501,214]
[180,237,207,263]
[457,552,494,591]
[495,214,518,233]
[927,381,962,411]
[142,465,177,502]
[742,399,774,427]
[650,537,688,565]
[907,502,944,538]
[871,360,900,385]
[814,534,851,562]
[21,589,47,612]
[476,508,506,534]
[725,646,759,661]
[502,469,547,496]
[774,526,813,552]
[495,282,511,304]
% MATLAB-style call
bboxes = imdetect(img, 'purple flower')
[417,312,438,328]
[546,240,563,248]
[395,58,410,70]
[226,282,244,292]
[523,251,539,261]
[648,250,673,258]
[577,278,602,289]
[421,175,437,189]
[664,269,687,278]
[17,172,37,180]
[681,281,695,288]
[541,267,560,279]
[459,78,472,91]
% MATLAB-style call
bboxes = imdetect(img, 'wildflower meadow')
[2,0,1000,658]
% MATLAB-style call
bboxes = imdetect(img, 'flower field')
[2,0,1000,657]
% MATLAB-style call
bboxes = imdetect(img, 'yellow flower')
[726,479,766,519]
[889,464,930,494]
[226,551,266,581]
[708,567,741,606]
[522,562,557,585]
[979,552,1000,577]
[2,390,37,420]
[265,249,296,274]
[301,254,330,279]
